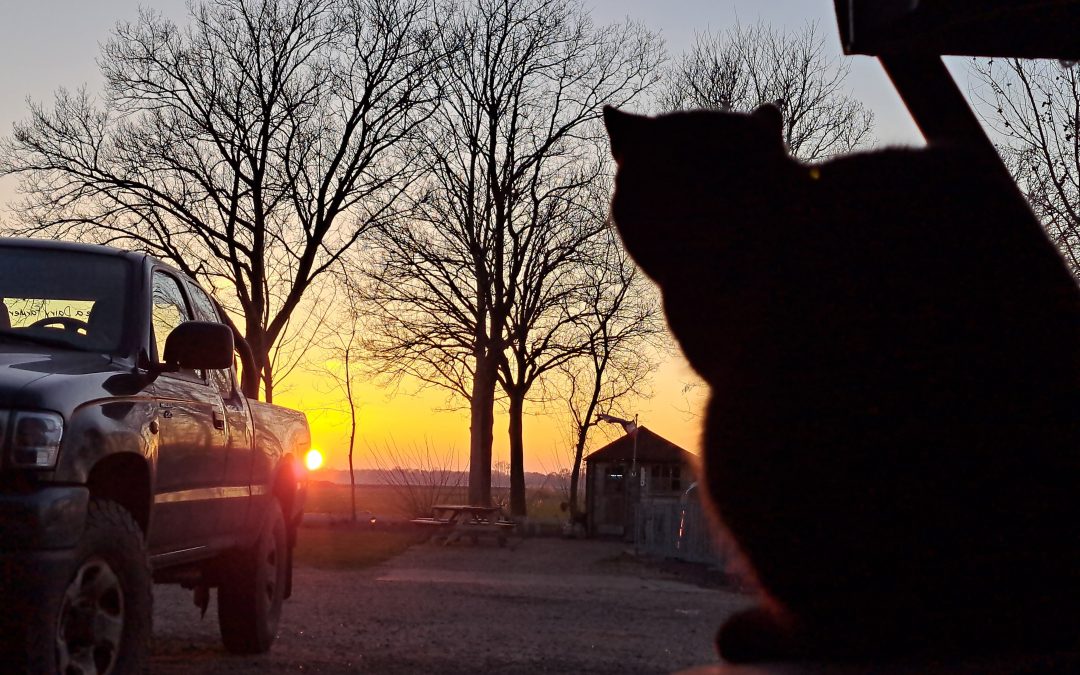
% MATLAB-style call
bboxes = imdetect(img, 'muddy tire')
[217,500,287,654]
[30,498,152,675]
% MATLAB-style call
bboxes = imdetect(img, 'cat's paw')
[716,606,810,664]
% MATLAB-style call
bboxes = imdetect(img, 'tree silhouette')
[1,0,442,400]
[559,236,663,518]
[971,58,1080,276]
[662,21,873,160]
[363,0,661,506]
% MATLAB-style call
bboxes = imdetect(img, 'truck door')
[186,281,255,538]
[147,270,229,554]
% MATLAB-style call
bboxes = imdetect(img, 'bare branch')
[0,0,442,400]
[660,21,874,161]
[358,0,662,507]
[970,58,1080,277]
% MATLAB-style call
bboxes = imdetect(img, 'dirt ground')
[149,534,753,674]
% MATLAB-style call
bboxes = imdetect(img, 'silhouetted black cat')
[604,104,1080,664]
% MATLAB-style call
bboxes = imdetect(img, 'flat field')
[304,481,566,519]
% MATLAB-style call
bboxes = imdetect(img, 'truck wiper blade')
[0,330,88,352]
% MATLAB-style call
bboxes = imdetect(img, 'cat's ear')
[750,103,784,140]
[604,106,646,164]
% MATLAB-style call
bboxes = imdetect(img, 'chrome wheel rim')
[57,557,124,675]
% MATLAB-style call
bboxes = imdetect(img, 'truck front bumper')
[0,485,88,549]
[0,486,88,656]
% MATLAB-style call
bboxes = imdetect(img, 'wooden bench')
[418,505,519,547]
[409,517,451,526]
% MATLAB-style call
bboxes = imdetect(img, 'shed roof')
[583,426,694,465]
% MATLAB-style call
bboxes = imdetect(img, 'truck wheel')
[32,499,152,675]
[217,499,287,654]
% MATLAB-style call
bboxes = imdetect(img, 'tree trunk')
[507,390,527,517]
[244,322,270,402]
[569,423,588,519]
[349,406,357,523]
[262,364,274,404]
[468,353,497,506]
[569,382,601,520]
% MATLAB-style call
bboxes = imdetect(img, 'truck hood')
[0,345,135,416]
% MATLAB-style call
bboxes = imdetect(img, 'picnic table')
[410,504,517,547]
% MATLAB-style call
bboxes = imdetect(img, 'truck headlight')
[9,411,64,469]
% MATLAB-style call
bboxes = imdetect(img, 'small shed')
[584,426,695,537]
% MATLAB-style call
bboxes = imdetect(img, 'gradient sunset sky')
[0,1,929,472]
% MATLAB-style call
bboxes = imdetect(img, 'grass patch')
[304,481,568,520]
[294,525,427,570]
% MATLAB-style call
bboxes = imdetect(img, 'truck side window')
[186,282,237,397]
[151,271,194,372]
[186,283,220,324]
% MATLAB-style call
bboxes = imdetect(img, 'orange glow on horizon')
[276,352,707,474]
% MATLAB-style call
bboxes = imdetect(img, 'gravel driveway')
[150,535,752,674]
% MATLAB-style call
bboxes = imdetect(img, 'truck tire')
[31,498,152,675]
[217,499,287,654]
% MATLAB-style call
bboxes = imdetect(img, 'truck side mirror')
[162,321,234,371]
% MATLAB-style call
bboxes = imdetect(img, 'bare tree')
[0,0,441,400]
[560,235,663,518]
[496,173,620,515]
[363,0,662,506]
[311,276,365,521]
[370,440,465,518]
[971,58,1080,275]
[662,21,873,160]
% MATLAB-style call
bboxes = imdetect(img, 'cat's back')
[801,144,1078,321]
[813,144,1038,236]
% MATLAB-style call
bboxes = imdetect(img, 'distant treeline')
[312,469,566,490]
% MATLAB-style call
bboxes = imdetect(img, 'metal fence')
[634,496,724,566]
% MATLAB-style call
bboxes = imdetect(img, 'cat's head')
[604,104,785,170]
[602,104,790,292]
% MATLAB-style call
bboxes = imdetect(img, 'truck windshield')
[0,246,130,354]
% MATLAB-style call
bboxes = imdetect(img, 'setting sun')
[305,449,325,472]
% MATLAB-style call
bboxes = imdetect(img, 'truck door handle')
[212,406,226,431]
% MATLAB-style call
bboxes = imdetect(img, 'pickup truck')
[0,238,310,673]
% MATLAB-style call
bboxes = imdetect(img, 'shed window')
[604,464,626,493]
[649,465,682,492]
